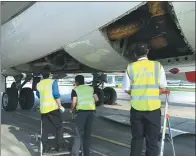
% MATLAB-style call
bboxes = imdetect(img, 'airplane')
[1,1,195,112]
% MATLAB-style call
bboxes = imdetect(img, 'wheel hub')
[3,94,8,107]
[19,95,26,104]
[104,92,111,102]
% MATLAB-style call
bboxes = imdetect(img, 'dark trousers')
[130,108,161,156]
[41,109,63,148]
[71,111,95,156]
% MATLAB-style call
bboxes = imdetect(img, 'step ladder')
[42,151,71,156]
[38,111,83,156]
[159,91,176,156]
[40,122,72,156]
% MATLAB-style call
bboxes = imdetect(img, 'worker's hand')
[161,89,170,94]
[160,88,170,95]
[59,106,65,113]
[164,90,170,94]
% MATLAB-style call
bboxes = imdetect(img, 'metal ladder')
[39,121,72,156]
[159,92,176,156]
[36,110,83,156]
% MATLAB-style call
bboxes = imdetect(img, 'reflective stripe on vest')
[127,60,161,111]
[37,79,58,114]
[74,85,95,110]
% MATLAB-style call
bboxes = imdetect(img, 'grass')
[61,84,195,92]
[113,85,195,92]
[166,87,195,92]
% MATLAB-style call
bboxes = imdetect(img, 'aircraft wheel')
[2,88,18,111]
[103,87,117,105]
[19,87,35,110]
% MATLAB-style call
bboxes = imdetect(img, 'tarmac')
[1,87,196,156]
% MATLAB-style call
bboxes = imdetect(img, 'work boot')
[159,133,170,141]
[43,144,52,153]
[55,143,67,152]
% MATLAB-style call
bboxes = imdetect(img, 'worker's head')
[129,42,149,60]
[75,75,85,86]
[42,72,50,79]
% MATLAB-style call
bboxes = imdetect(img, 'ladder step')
[63,126,72,131]
[48,133,72,139]
[37,133,73,139]
[42,151,70,156]
[42,150,82,156]
[63,121,72,124]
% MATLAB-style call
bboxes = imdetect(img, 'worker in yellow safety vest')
[122,42,168,156]
[71,75,99,156]
[36,72,65,153]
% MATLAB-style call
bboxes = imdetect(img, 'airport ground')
[1,87,195,156]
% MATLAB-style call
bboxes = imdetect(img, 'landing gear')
[19,87,35,110]
[2,74,35,112]
[92,73,117,106]
[2,88,18,111]
[103,87,117,105]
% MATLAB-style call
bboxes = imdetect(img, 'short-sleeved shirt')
[36,79,60,99]
[71,88,96,99]
[122,57,167,91]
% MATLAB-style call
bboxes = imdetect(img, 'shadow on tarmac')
[96,106,196,156]
[9,126,40,155]
[117,98,195,107]
[97,105,195,134]
[163,133,196,156]
[1,111,40,156]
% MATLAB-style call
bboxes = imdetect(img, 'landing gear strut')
[92,73,117,106]
[2,74,35,111]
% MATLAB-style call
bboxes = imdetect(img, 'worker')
[71,75,99,156]
[36,72,65,153]
[122,42,168,156]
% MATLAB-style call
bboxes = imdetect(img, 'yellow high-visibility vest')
[37,79,58,114]
[74,85,96,111]
[127,59,161,111]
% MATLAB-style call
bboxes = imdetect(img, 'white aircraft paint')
[1,2,195,77]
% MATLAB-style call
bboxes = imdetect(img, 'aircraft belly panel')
[1,2,195,76]
[64,30,129,72]
[1,2,140,69]
[172,2,195,51]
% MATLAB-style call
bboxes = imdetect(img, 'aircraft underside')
[1,2,195,77]
[1,1,195,112]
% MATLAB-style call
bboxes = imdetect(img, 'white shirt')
[123,57,167,91]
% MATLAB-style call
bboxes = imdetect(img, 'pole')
[160,93,169,156]
[167,116,176,156]
[40,120,43,156]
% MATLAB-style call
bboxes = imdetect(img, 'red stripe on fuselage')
[185,71,196,82]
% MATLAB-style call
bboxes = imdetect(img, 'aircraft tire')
[103,87,117,105]
[19,87,35,110]
[2,88,18,111]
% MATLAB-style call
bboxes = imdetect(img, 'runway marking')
[90,149,108,156]
[13,112,110,156]
[164,127,188,134]
[14,112,131,149]
[15,112,190,134]
[15,112,40,121]
[103,114,190,134]
[91,134,130,148]
[14,111,190,151]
